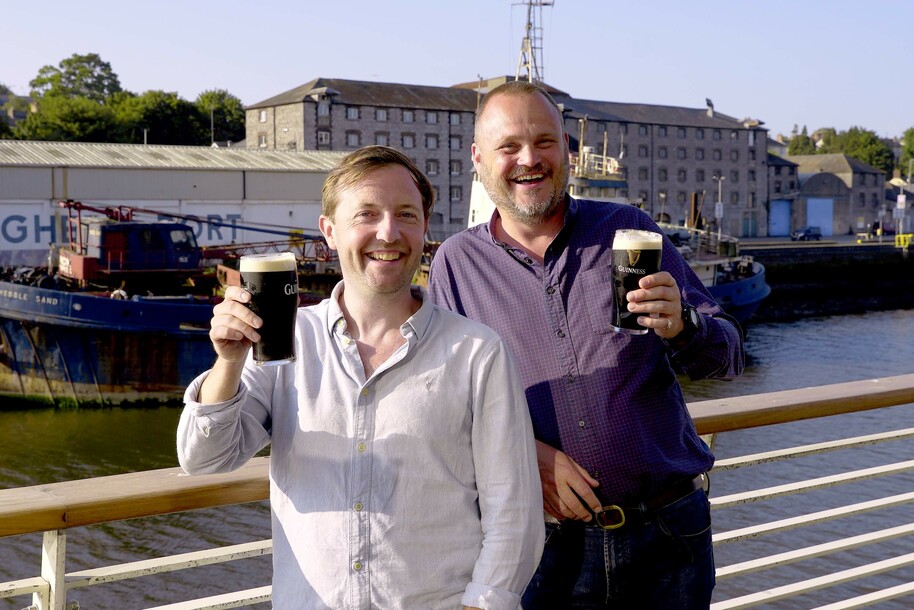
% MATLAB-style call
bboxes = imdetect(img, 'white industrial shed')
[0,140,346,265]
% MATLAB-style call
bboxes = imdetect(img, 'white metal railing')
[1,374,913,609]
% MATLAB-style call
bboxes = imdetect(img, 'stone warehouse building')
[247,76,771,239]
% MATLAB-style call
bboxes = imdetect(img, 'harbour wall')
[741,241,914,322]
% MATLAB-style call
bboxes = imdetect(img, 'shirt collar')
[483,194,579,249]
[326,280,433,342]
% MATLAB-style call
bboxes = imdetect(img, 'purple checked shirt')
[428,196,745,505]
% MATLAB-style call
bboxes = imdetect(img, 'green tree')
[0,82,12,95]
[0,118,12,139]
[788,126,816,155]
[195,89,246,144]
[900,127,914,179]
[827,126,894,175]
[112,90,205,145]
[14,95,117,141]
[30,53,122,103]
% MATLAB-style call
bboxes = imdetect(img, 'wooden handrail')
[0,457,269,538]
[2,374,913,539]
[690,374,914,434]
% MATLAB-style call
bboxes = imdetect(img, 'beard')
[478,159,570,226]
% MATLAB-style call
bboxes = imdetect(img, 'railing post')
[32,529,67,610]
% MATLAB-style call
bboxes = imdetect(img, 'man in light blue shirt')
[177,146,543,610]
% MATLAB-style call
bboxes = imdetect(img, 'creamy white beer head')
[239,252,296,273]
[612,229,663,250]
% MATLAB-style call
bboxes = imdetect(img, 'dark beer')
[240,252,299,365]
[610,230,663,335]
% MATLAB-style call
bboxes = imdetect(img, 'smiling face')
[319,164,429,299]
[472,89,570,225]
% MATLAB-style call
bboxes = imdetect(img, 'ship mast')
[515,0,553,84]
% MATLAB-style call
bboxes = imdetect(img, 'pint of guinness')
[239,252,299,365]
[610,229,663,335]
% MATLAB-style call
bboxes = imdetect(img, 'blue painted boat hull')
[0,281,216,407]
[706,261,771,325]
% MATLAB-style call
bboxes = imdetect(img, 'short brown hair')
[321,145,435,220]
[475,80,565,142]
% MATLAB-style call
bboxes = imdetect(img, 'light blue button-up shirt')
[178,283,543,610]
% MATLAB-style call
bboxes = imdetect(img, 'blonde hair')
[322,145,435,220]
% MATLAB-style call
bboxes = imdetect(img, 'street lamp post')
[713,175,725,240]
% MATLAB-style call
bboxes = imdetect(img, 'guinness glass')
[239,252,299,365]
[610,229,663,335]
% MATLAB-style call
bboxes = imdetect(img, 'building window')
[713,129,722,140]
[748,170,756,182]
[426,112,438,124]
[730,150,739,162]
[677,147,687,160]
[730,170,739,182]
[696,169,705,182]
[621,124,628,135]
[696,128,704,140]
[677,191,687,204]
[658,168,668,182]
[638,145,649,158]
[658,126,667,137]
[678,127,687,139]
[748,131,756,147]
[638,190,649,201]
[871,192,879,206]
[773,181,782,193]
[450,186,462,201]
[450,136,462,150]
[318,130,331,145]
[749,192,757,207]
[775,166,782,176]
[788,180,795,190]
[730,191,739,204]
[375,132,389,146]
[677,169,687,183]
[318,102,330,117]
[450,113,461,126]
[258,110,267,123]
[426,159,439,176]
[346,106,359,120]
[638,167,649,180]
[257,133,267,147]
[346,131,361,147]
[658,147,668,159]
[639,125,649,136]
[695,148,705,160]
[402,133,415,148]
[713,149,722,161]
[749,150,756,161]
[426,134,439,149]
[403,109,414,122]
[376,108,388,121]
[731,130,739,140]
[858,192,866,207]
[450,160,462,175]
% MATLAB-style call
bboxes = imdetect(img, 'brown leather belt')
[551,474,707,530]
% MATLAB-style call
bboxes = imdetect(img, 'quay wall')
[741,242,914,322]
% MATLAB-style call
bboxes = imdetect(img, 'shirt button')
[578,420,586,427]
[556,329,565,338]
[342,336,351,345]
[546,286,555,294]
[361,388,369,396]
[353,561,363,571]
[524,257,533,264]
[357,442,367,453]
[354,502,364,511]
[566,374,574,382]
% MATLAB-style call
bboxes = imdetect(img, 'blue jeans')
[521,487,715,609]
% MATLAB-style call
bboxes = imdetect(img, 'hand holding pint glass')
[610,229,663,335]
[239,252,299,365]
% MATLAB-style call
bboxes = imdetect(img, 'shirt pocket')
[579,265,617,335]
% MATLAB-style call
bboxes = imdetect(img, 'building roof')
[0,140,347,172]
[787,153,885,176]
[551,94,760,130]
[767,152,798,167]
[248,77,481,112]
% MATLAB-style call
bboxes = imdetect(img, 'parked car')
[791,226,822,241]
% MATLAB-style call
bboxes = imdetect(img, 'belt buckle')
[594,504,625,530]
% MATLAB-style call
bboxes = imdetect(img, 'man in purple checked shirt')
[428,80,745,609]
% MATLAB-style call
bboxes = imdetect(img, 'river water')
[1,309,913,609]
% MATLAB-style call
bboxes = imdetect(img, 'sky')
[4,0,913,140]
